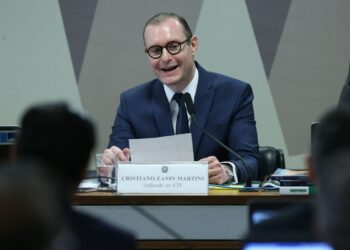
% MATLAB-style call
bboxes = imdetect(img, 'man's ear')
[306,154,316,182]
[190,35,198,55]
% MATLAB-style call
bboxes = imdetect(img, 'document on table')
[129,133,194,162]
[78,178,99,192]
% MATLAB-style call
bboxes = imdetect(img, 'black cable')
[183,92,252,187]
[190,114,252,188]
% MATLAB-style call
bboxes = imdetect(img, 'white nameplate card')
[117,162,208,195]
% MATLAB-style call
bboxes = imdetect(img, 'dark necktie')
[172,93,190,134]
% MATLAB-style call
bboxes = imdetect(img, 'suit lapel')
[149,64,215,157]
[151,81,175,136]
[191,64,215,157]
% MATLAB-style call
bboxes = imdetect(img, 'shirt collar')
[163,67,198,103]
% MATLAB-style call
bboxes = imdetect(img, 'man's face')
[144,18,198,92]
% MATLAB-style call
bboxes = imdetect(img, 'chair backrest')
[0,126,20,163]
[258,146,285,181]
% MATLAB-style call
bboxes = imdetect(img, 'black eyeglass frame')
[145,38,191,59]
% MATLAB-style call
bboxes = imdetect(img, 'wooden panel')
[74,189,309,205]
[137,240,241,250]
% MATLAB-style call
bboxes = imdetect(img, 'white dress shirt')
[162,68,238,184]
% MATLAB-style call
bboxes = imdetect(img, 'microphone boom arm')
[183,92,252,187]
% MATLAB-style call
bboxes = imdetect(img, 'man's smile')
[161,65,178,72]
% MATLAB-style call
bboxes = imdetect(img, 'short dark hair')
[311,107,350,167]
[16,102,95,184]
[143,12,193,45]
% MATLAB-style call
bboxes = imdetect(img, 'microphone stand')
[183,93,252,188]
[190,114,252,188]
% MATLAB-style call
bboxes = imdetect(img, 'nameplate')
[117,162,208,195]
[279,186,309,195]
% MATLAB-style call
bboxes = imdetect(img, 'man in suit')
[16,103,135,250]
[103,12,259,184]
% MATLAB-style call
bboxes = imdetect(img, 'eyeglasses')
[145,38,190,59]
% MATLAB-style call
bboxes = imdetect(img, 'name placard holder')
[117,161,208,195]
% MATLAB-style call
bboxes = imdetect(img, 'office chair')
[258,146,285,181]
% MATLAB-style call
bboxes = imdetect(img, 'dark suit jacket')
[66,209,135,250]
[108,62,259,181]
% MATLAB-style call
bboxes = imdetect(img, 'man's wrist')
[222,164,234,183]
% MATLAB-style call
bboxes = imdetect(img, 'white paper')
[78,179,98,190]
[129,133,194,162]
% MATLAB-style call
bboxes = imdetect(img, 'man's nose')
[160,48,172,61]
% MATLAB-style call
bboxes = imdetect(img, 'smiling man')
[104,12,259,184]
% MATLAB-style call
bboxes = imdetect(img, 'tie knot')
[172,93,185,106]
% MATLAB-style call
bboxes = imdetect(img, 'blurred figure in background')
[16,102,135,250]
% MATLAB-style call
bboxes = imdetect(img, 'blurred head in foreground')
[310,106,350,249]
[16,102,95,193]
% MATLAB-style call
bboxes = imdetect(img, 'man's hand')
[102,146,130,164]
[200,156,229,184]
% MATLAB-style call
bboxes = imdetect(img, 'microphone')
[183,92,252,188]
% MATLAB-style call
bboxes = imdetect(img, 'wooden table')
[74,189,309,249]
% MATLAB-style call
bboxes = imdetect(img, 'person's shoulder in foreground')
[68,209,135,250]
